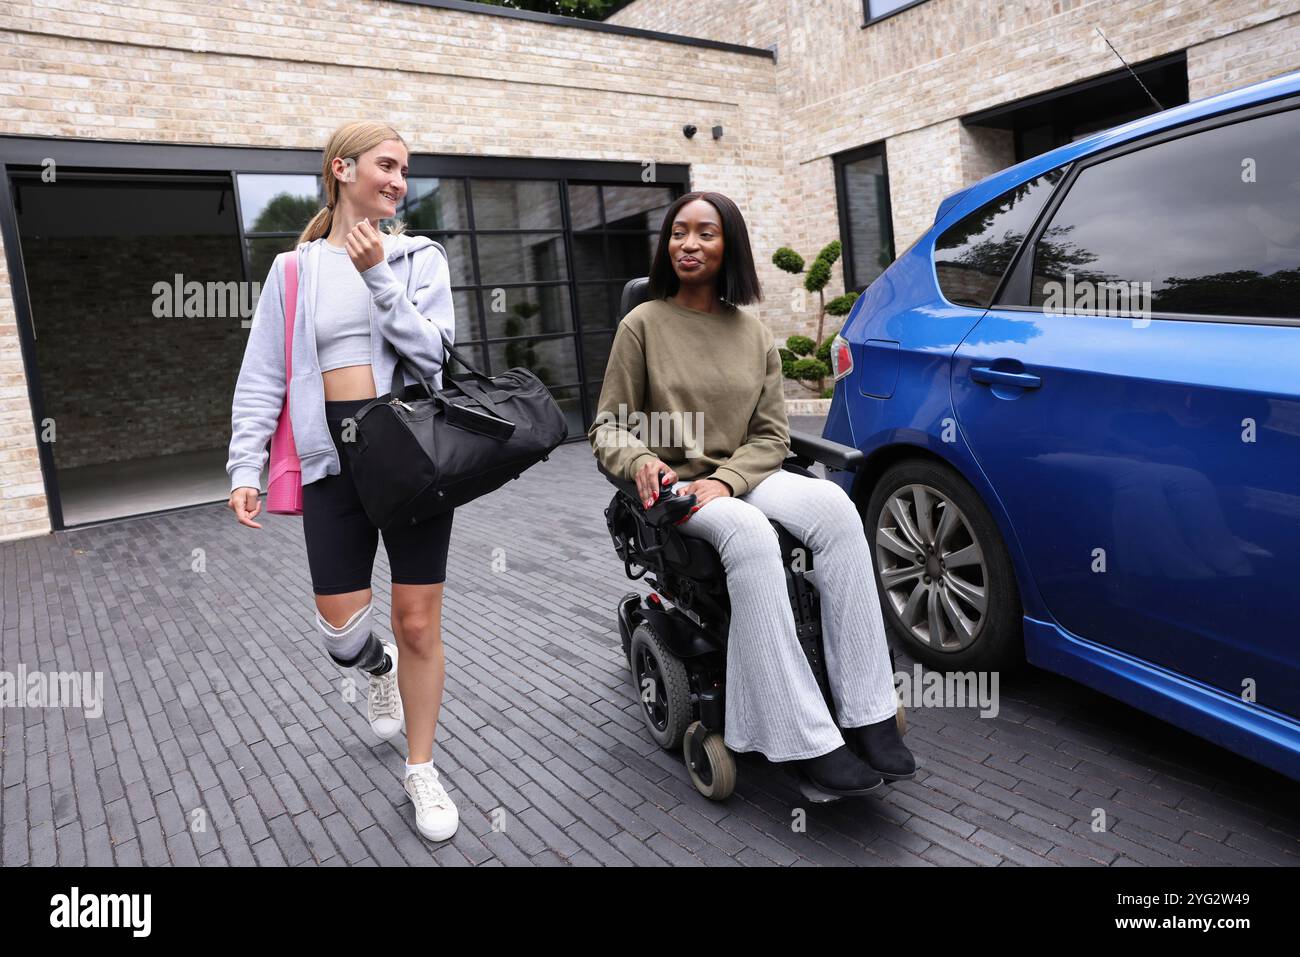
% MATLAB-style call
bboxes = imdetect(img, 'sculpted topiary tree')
[773,241,859,398]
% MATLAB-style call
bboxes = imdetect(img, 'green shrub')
[826,292,858,316]
[772,246,805,274]
[804,256,831,293]
[791,357,829,381]
[815,332,839,365]
[815,239,842,267]
[785,335,815,356]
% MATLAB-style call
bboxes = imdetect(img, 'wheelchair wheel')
[628,623,691,750]
[683,721,736,801]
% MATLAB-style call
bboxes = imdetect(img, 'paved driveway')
[2,432,1299,866]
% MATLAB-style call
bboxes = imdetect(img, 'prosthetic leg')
[316,602,391,675]
[316,602,403,738]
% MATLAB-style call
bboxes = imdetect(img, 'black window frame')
[833,141,897,293]
[994,91,1300,328]
[862,0,931,27]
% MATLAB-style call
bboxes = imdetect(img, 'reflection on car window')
[934,168,1065,309]
[1029,107,1300,319]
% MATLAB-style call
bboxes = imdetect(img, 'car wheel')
[865,459,1023,671]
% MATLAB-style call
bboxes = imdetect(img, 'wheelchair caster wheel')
[683,721,735,801]
[629,623,691,750]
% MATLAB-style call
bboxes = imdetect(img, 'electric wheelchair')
[599,278,905,803]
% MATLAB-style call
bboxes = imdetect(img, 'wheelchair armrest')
[788,430,865,471]
[597,459,641,500]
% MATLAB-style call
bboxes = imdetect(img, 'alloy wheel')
[873,482,988,653]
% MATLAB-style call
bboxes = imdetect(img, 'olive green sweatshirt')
[587,296,790,496]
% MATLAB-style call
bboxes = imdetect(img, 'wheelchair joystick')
[642,471,696,528]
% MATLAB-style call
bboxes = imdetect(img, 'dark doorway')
[12,171,245,526]
[964,52,1189,163]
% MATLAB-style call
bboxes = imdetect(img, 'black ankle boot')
[799,745,883,796]
[848,715,916,780]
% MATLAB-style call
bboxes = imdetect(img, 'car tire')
[864,458,1024,672]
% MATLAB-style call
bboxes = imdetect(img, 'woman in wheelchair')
[588,191,915,799]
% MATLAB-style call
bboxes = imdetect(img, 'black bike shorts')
[302,398,454,595]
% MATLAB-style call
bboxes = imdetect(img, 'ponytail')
[296,205,334,246]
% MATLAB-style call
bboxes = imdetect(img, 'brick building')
[1,0,1297,538]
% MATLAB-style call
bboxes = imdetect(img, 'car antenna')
[1096,27,1164,111]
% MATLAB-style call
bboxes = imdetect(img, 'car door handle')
[970,366,1042,389]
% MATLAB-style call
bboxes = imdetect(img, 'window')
[236,173,321,280]
[568,183,675,431]
[1028,107,1300,319]
[834,143,896,292]
[432,178,681,436]
[863,0,929,24]
[234,171,683,437]
[933,168,1064,308]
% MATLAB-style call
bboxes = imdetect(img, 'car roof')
[933,68,1300,228]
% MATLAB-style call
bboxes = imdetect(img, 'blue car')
[823,70,1300,781]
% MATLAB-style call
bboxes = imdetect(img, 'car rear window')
[933,168,1065,309]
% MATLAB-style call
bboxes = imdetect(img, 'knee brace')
[315,602,390,674]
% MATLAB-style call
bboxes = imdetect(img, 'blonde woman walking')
[227,121,459,841]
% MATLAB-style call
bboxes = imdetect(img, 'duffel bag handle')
[388,336,512,423]
[387,239,492,401]
[390,357,434,400]
[446,367,511,421]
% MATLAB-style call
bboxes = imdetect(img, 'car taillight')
[831,335,853,381]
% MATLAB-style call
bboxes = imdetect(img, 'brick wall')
[28,235,246,469]
[0,230,48,541]
[1188,9,1300,96]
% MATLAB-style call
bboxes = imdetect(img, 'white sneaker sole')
[413,814,459,842]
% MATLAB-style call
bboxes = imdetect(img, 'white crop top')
[314,240,373,372]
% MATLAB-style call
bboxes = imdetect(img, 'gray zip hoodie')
[226,231,454,493]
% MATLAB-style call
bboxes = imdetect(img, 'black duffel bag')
[343,337,569,531]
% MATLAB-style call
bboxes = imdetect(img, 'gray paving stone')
[2,436,1299,868]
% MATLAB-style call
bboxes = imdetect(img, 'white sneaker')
[404,765,459,841]
[367,641,403,740]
